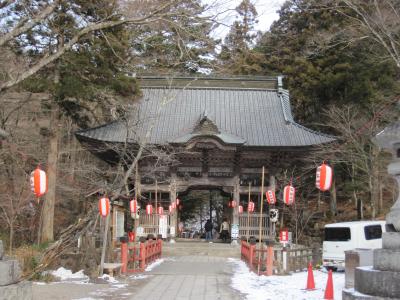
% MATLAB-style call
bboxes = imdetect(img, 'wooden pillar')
[169,177,177,238]
[269,175,276,190]
[232,175,240,239]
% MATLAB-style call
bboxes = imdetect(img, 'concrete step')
[355,267,400,299]
[163,241,241,258]
[374,249,400,272]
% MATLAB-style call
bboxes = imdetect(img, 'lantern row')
[96,162,332,217]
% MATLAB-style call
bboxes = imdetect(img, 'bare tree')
[333,0,400,68]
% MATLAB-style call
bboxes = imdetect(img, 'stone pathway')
[130,256,243,300]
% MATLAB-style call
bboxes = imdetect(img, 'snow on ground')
[98,273,119,284]
[129,274,149,280]
[228,258,345,300]
[145,258,164,271]
[50,267,90,283]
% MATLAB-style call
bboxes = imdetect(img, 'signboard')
[231,224,239,239]
[279,229,289,244]
[136,226,144,236]
[159,215,168,238]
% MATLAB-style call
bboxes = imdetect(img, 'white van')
[322,220,385,270]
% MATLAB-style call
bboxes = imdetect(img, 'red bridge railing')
[121,239,162,273]
[241,241,274,276]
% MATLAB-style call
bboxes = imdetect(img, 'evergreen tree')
[12,0,137,242]
[218,0,264,75]
[131,0,216,74]
[255,0,398,124]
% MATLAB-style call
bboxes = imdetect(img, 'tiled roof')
[76,78,335,147]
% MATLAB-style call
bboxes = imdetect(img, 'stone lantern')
[343,120,400,299]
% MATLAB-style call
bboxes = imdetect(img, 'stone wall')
[0,240,32,300]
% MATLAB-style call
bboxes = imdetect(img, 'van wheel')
[325,266,337,272]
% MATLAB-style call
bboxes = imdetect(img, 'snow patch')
[50,267,89,282]
[357,266,375,271]
[145,258,164,271]
[33,282,47,285]
[129,274,149,280]
[99,274,119,283]
[228,258,345,300]
[112,284,128,288]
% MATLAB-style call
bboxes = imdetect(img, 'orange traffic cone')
[306,262,315,290]
[324,269,334,299]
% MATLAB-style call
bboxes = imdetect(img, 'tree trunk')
[369,175,376,219]
[379,183,383,215]
[40,104,60,243]
[357,198,364,220]
[9,221,13,254]
[330,178,337,216]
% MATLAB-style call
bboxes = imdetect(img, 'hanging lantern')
[231,200,237,208]
[146,204,153,215]
[316,162,333,192]
[283,184,296,205]
[238,205,243,214]
[176,198,180,206]
[129,199,138,214]
[248,201,255,213]
[169,204,174,213]
[171,202,177,209]
[158,206,164,215]
[178,204,183,211]
[98,197,110,217]
[30,167,48,198]
[266,190,276,205]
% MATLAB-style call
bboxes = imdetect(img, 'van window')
[364,225,382,240]
[324,227,351,241]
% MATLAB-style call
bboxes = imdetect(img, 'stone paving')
[130,256,243,300]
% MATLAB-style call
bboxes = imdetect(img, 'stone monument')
[0,240,32,300]
[343,121,400,299]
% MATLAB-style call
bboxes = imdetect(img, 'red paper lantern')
[228,200,237,208]
[171,202,177,209]
[129,199,138,213]
[146,204,153,215]
[316,162,333,192]
[176,198,180,206]
[169,204,174,213]
[158,206,164,215]
[98,197,110,217]
[238,205,243,214]
[248,201,255,213]
[30,167,48,198]
[266,190,276,205]
[283,184,296,205]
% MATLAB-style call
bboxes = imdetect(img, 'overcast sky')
[205,0,286,38]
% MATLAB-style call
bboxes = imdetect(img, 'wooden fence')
[239,213,270,241]
[138,212,271,241]
[138,213,171,237]
[241,241,314,275]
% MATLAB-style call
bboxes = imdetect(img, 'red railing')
[121,239,162,273]
[241,241,274,276]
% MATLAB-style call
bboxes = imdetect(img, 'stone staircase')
[162,239,241,258]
